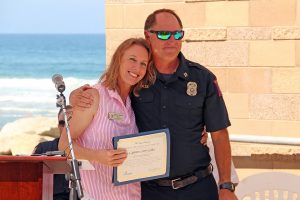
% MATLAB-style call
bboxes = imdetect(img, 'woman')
[58,38,155,200]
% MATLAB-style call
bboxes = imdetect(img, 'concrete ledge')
[233,154,300,169]
[231,141,300,169]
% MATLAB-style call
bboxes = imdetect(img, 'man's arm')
[33,143,44,154]
[210,128,231,183]
[211,128,238,200]
[32,140,57,154]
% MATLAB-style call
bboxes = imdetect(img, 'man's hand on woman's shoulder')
[70,84,94,110]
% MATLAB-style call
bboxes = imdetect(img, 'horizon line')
[0,32,106,35]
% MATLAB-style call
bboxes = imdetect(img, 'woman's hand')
[200,128,208,145]
[97,149,128,167]
[69,84,94,109]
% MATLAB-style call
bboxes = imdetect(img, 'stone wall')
[105,0,300,138]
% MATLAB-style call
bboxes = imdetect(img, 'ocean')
[0,34,106,130]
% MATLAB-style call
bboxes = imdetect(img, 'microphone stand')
[56,93,83,200]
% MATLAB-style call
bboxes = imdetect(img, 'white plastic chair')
[235,172,300,200]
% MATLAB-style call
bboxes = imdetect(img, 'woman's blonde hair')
[100,38,156,95]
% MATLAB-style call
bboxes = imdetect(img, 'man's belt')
[154,164,213,190]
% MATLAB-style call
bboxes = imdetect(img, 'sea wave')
[0,77,98,89]
[0,107,58,113]
[0,77,98,128]
[0,77,98,104]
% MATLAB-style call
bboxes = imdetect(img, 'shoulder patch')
[213,80,222,97]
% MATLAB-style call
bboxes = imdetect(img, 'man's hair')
[100,38,156,95]
[58,105,72,118]
[144,8,183,30]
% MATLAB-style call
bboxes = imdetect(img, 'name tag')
[108,112,124,121]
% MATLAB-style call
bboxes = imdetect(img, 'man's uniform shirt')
[131,53,231,179]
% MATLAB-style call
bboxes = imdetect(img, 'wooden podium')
[0,155,71,200]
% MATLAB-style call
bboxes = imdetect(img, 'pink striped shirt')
[77,83,141,200]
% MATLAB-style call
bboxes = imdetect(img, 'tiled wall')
[105,0,300,138]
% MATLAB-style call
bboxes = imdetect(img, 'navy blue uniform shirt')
[131,52,231,179]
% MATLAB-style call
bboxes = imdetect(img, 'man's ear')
[144,31,150,39]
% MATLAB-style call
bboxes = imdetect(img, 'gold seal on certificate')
[112,129,170,185]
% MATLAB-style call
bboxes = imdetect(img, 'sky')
[0,0,105,34]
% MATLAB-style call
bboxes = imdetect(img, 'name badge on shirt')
[141,84,149,88]
[108,112,124,121]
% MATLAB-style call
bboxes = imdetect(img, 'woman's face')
[118,44,149,87]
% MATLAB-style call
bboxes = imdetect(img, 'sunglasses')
[58,120,65,127]
[148,30,184,41]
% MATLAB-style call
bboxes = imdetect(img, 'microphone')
[52,73,84,198]
[52,74,65,93]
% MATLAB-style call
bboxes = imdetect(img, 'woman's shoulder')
[89,88,100,97]
[92,82,104,90]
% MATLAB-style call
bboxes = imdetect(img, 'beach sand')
[0,116,58,155]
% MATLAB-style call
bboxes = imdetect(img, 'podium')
[0,155,71,200]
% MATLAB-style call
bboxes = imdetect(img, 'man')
[132,9,237,200]
[71,9,237,200]
[33,106,72,200]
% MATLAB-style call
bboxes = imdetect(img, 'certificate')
[112,129,170,185]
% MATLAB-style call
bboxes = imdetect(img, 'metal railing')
[229,134,300,146]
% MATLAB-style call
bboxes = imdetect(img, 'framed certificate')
[112,128,170,185]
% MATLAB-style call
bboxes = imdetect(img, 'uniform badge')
[186,81,197,96]
[108,112,124,121]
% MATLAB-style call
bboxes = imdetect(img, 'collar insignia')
[141,84,149,88]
